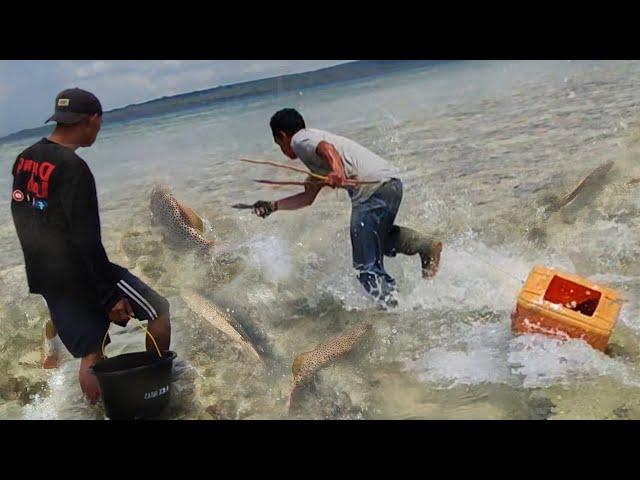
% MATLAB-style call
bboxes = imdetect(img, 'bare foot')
[42,352,59,369]
[42,324,60,369]
[422,241,442,279]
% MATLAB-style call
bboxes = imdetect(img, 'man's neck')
[47,131,80,151]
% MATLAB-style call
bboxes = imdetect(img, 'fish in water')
[181,290,263,364]
[149,183,213,250]
[528,161,615,244]
[288,322,373,412]
[547,160,615,212]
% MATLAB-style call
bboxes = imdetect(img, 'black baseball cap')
[45,88,103,125]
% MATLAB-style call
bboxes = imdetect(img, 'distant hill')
[0,60,456,144]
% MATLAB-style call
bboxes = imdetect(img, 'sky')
[0,60,352,137]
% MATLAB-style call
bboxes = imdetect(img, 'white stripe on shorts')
[117,280,157,320]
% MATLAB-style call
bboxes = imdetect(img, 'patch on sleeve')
[12,190,24,202]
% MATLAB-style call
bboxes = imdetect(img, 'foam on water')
[407,321,640,391]
[398,231,574,313]
[508,334,640,388]
[244,234,293,283]
[407,321,514,387]
[22,360,105,420]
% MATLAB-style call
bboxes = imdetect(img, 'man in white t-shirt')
[251,108,442,308]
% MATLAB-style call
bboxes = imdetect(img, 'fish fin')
[177,203,205,233]
[287,385,300,414]
[244,341,264,364]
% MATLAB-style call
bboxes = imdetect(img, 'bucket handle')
[102,316,163,359]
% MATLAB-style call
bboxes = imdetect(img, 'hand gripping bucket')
[91,319,177,420]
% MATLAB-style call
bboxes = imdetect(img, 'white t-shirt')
[291,128,397,205]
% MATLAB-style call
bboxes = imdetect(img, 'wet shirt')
[291,128,397,205]
[10,138,126,309]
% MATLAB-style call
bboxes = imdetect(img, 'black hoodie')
[10,138,127,310]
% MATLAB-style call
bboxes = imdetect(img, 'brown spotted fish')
[288,322,373,412]
[149,183,213,250]
[181,290,263,364]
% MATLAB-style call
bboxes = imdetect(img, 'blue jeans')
[350,178,403,301]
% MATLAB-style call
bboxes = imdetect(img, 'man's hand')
[325,171,348,189]
[253,200,277,218]
[109,298,133,323]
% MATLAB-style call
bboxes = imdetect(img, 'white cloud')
[74,60,110,78]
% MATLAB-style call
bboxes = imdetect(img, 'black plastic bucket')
[91,350,177,420]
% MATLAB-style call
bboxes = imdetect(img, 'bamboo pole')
[254,179,322,186]
[240,158,378,185]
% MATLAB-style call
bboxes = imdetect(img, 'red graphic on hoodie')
[15,158,56,199]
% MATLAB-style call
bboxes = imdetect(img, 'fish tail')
[287,385,299,414]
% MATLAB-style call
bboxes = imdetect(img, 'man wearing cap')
[10,88,172,404]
